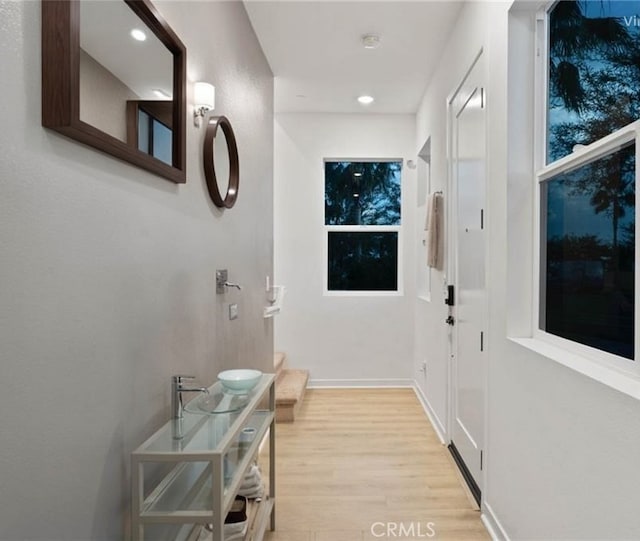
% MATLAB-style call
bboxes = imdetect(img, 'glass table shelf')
[131,373,276,541]
[141,410,272,514]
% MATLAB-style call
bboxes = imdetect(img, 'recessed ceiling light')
[130,28,147,42]
[357,95,374,105]
[361,34,381,49]
[353,172,363,177]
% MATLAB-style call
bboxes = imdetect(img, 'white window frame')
[322,158,404,297]
[533,4,640,377]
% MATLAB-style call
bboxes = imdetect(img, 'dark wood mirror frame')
[42,0,187,184]
[203,116,240,209]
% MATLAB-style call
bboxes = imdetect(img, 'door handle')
[445,316,455,326]
[445,284,455,306]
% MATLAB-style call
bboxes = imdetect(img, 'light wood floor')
[264,388,489,541]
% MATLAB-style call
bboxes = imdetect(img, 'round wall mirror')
[203,116,239,209]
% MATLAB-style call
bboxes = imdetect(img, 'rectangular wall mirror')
[42,0,186,184]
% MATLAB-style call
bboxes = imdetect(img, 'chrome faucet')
[171,375,209,420]
[216,270,243,293]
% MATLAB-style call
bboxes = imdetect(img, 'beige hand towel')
[425,192,443,270]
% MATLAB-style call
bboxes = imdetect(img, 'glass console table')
[131,374,276,541]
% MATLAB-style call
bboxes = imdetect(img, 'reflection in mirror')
[79,0,174,164]
[214,127,230,197]
[127,101,173,165]
[41,0,186,183]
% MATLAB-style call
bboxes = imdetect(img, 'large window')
[538,0,638,363]
[324,160,402,293]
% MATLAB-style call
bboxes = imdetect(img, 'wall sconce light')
[194,82,215,127]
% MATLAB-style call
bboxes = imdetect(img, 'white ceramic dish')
[217,369,263,394]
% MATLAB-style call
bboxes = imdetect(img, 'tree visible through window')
[544,144,635,359]
[548,1,640,162]
[541,0,637,360]
[325,161,401,292]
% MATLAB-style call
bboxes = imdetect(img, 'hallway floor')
[264,388,489,541]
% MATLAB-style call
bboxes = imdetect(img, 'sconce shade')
[194,82,215,110]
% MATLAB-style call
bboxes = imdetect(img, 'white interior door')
[448,52,486,503]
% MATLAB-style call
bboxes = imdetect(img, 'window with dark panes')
[324,160,401,292]
[539,0,637,361]
[137,109,172,165]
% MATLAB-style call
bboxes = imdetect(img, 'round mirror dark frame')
[203,116,239,209]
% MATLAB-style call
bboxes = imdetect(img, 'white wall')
[80,50,138,142]
[274,113,416,384]
[0,1,273,539]
[413,0,492,440]
[415,1,640,539]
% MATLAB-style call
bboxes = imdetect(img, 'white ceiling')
[80,1,173,100]
[243,1,464,114]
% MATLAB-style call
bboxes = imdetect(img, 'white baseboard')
[481,502,510,541]
[308,378,414,388]
[412,381,447,444]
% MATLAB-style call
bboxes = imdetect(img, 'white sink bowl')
[217,369,263,394]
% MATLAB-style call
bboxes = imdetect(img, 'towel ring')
[203,115,239,209]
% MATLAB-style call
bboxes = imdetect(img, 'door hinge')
[480,208,484,230]
[480,331,484,352]
[481,87,485,109]
[480,450,484,471]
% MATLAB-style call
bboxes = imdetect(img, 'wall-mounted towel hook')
[264,285,286,318]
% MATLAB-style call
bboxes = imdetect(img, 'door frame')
[445,47,489,506]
